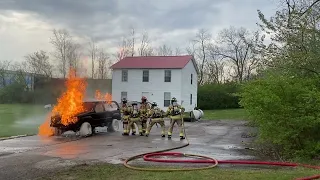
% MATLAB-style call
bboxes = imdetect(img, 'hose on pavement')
[123,116,320,180]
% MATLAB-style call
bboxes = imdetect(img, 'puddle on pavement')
[0,152,14,157]
[0,147,36,153]
[43,142,89,159]
[34,158,78,170]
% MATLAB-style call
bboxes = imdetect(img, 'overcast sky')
[0,0,281,63]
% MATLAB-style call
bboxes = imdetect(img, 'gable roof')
[110,55,199,74]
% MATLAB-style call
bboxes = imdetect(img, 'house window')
[164,70,171,82]
[121,91,127,101]
[164,92,171,107]
[190,94,192,105]
[191,74,193,84]
[142,70,149,82]
[121,70,128,82]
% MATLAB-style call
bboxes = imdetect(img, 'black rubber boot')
[122,133,129,136]
[132,132,136,136]
[140,132,144,136]
[145,134,149,137]
[168,135,171,139]
[180,136,185,140]
[161,134,165,138]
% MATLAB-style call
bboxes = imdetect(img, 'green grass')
[0,104,48,137]
[203,108,248,120]
[0,105,248,137]
[41,164,319,180]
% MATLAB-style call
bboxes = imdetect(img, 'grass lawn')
[0,104,48,137]
[0,105,249,137]
[41,164,319,180]
[203,108,248,120]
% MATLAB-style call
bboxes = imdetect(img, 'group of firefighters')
[121,96,186,140]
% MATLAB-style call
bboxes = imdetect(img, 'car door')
[94,102,107,125]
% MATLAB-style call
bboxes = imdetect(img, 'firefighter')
[139,96,150,134]
[145,102,166,138]
[121,98,136,136]
[127,102,144,136]
[166,97,186,140]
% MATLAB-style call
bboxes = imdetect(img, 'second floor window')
[142,70,149,82]
[191,74,193,84]
[122,70,128,82]
[164,70,171,82]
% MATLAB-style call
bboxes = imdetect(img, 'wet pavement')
[0,119,257,180]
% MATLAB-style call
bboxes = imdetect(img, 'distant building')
[110,55,199,112]
[0,70,36,91]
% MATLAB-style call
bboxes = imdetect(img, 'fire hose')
[123,116,320,180]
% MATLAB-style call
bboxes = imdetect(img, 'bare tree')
[138,31,153,56]
[97,49,109,79]
[114,27,136,61]
[0,60,11,87]
[206,44,226,84]
[9,61,31,90]
[189,29,212,85]
[66,42,82,76]
[175,47,182,55]
[116,37,132,61]
[157,44,173,56]
[129,27,135,56]
[186,40,197,57]
[24,50,53,78]
[215,26,264,82]
[88,38,98,78]
[50,29,77,78]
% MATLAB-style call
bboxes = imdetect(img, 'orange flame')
[52,69,87,126]
[38,69,87,136]
[38,113,54,136]
[95,90,112,103]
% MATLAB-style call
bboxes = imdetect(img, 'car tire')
[53,128,62,136]
[189,111,196,122]
[79,122,93,137]
[108,119,120,132]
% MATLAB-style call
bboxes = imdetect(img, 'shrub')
[239,73,320,159]
[198,82,240,110]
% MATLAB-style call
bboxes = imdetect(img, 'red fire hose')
[123,118,320,180]
[143,152,320,180]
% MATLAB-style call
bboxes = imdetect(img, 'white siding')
[112,68,182,111]
[181,60,198,112]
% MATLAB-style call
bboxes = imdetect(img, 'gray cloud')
[0,0,229,41]
[0,0,279,61]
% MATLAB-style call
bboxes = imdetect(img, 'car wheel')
[79,122,93,137]
[190,111,196,122]
[108,119,120,132]
[53,128,62,136]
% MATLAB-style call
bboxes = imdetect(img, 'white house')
[110,55,199,112]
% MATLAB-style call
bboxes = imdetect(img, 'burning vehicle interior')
[38,69,120,137]
[50,100,121,137]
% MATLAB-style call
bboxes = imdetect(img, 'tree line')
[0,23,267,84]
[239,0,320,160]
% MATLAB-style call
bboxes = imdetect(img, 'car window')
[83,102,95,112]
[104,102,118,111]
[95,103,104,113]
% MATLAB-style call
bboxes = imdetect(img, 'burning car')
[50,100,121,137]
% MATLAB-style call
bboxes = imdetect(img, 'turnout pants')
[167,115,184,137]
[122,115,136,134]
[141,117,148,133]
[127,117,143,134]
[146,118,165,136]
